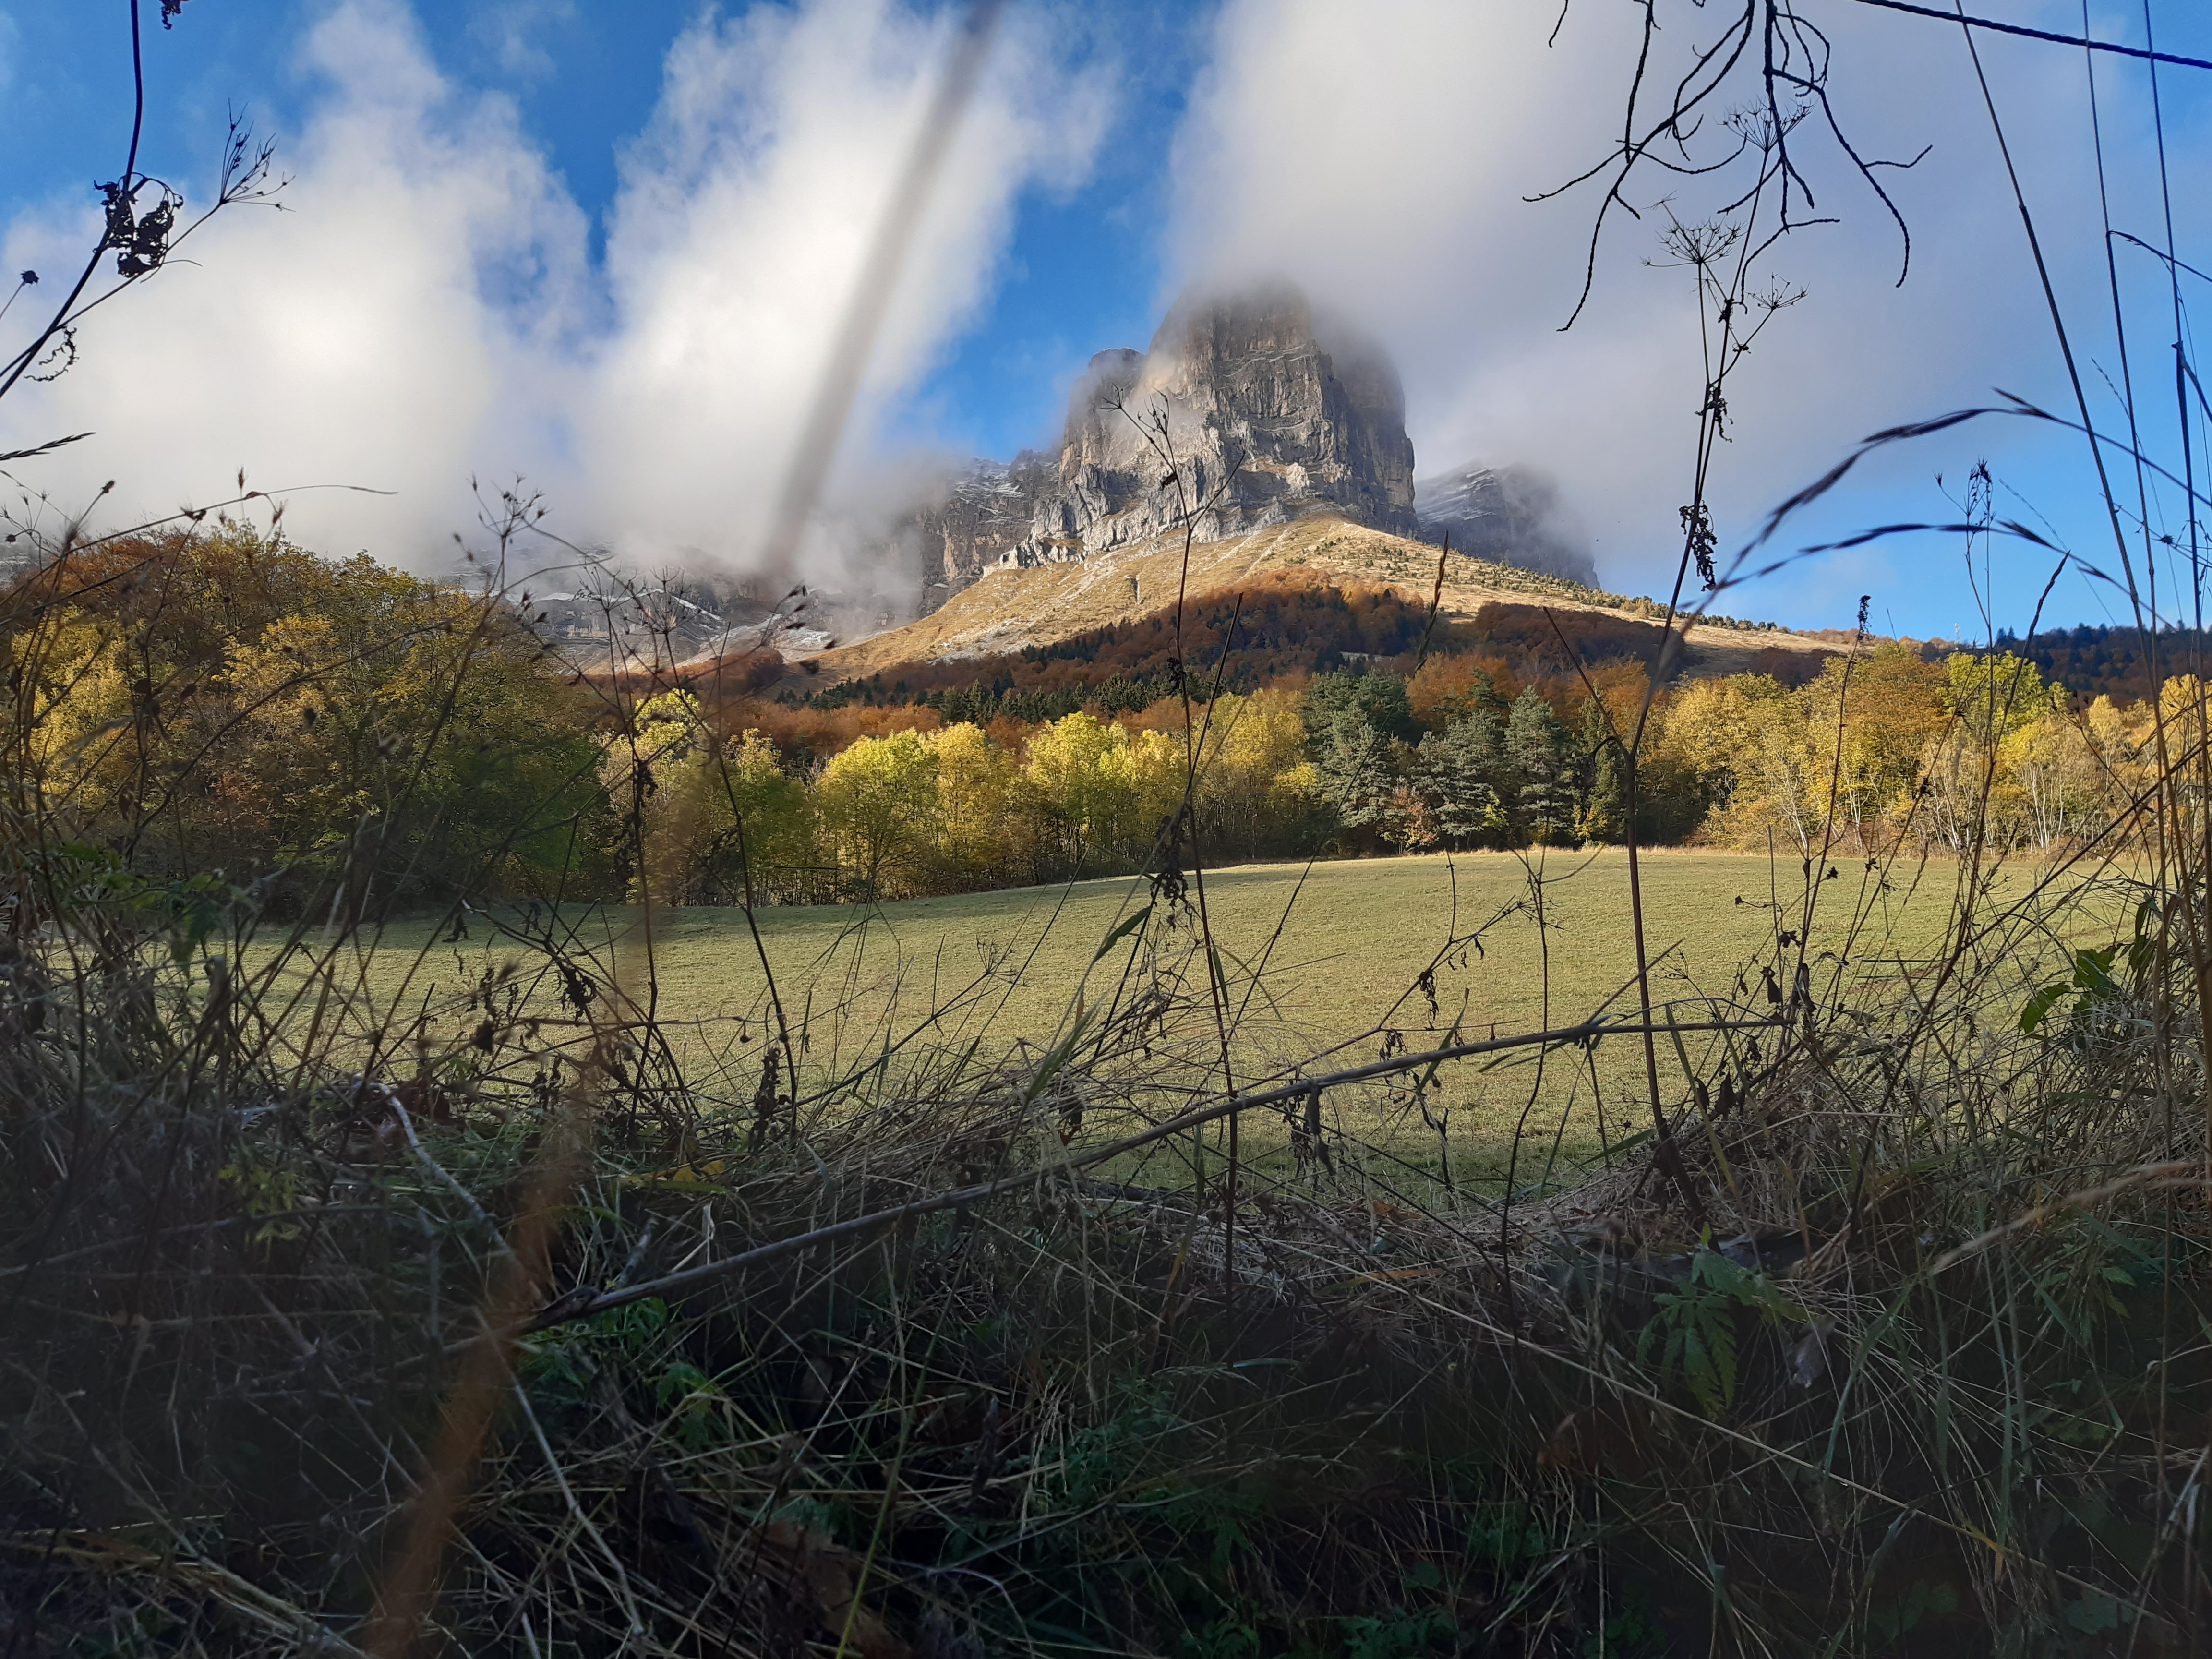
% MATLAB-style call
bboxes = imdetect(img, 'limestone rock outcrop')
[908,454,1057,610]
[910,281,1421,610]
[899,284,1602,613]
[1413,461,1597,587]
[1017,285,1419,563]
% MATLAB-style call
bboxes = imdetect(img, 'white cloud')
[1,0,585,562]
[583,0,1110,576]
[5,0,2163,632]
[0,0,1109,585]
[1166,0,2166,622]
[469,0,576,82]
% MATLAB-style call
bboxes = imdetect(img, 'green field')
[285,848,2074,1187]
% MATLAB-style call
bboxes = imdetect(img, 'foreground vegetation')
[7,443,2208,1659]
[9,521,2205,1655]
[1,767,2201,1655]
[306,850,2017,1178]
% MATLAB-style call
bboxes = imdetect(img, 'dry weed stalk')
[2,682,2208,1652]
[7,5,2212,1653]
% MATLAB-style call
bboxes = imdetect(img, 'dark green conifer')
[1505,688,1578,845]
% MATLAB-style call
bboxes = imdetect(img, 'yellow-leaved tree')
[1186,689,1323,863]
[928,721,1021,889]
[1021,712,1172,878]
[12,527,600,907]
[623,693,816,905]
[815,729,944,902]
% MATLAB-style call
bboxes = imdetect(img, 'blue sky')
[2,0,2211,645]
[0,0,1194,457]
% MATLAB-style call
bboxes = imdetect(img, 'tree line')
[10,529,2197,913]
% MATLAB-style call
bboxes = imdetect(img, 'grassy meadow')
[287,847,2083,1184]
[20,5,2212,1646]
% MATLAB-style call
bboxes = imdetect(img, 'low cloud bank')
[1167,0,2167,609]
[0,0,1108,584]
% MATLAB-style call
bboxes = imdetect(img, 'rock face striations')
[910,282,1421,610]
[1022,285,1419,560]
[910,454,1057,612]
[1412,461,1598,588]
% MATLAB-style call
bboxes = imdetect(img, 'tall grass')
[8,4,2212,1655]
[3,487,2209,1655]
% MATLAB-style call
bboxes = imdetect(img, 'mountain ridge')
[840,283,1821,693]
[906,282,1435,612]
[813,513,1831,689]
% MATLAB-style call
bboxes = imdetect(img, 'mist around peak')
[1413,461,1599,588]
[890,277,1604,618]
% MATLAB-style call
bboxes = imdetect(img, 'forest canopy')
[4,529,2179,912]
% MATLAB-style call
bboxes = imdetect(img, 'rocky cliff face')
[1022,285,1419,560]
[908,454,1058,610]
[1413,461,1597,587]
[901,287,1600,613]
[911,282,1421,610]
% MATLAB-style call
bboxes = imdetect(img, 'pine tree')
[1303,668,1416,841]
[1312,708,1402,830]
[1414,709,1508,846]
[1575,697,1628,844]
[1302,668,1421,746]
[1505,688,1578,845]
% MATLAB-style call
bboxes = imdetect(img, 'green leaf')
[655,1359,716,1409]
[2019,980,2070,1034]
[1678,1312,1737,1418]
[2071,945,2120,995]
[2128,898,2160,986]
[2064,1592,2126,1634]
[1090,905,1152,965]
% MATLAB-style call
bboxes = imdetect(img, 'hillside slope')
[802,514,1834,685]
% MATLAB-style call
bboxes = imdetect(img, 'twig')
[1847,0,2212,68]
[1412,531,1451,674]
[531,1016,1779,1329]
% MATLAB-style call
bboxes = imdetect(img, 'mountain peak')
[1414,461,1597,587]
[903,283,1594,612]
[1028,280,1419,558]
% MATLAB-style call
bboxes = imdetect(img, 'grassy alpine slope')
[797,515,1831,687]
